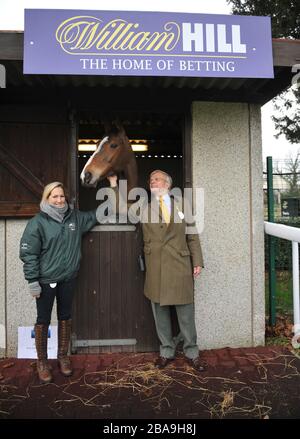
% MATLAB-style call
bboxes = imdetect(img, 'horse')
[80,124,138,192]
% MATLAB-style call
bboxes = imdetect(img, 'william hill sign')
[24,9,274,78]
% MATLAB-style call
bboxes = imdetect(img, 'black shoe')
[187,356,207,372]
[154,356,174,369]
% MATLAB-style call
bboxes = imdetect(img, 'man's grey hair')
[150,170,173,188]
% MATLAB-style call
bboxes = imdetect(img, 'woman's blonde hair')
[41,182,65,204]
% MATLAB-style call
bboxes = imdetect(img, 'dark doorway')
[72,110,184,353]
[77,111,183,211]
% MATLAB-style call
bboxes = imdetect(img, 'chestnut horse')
[80,125,138,191]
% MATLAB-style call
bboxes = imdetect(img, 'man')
[111,170,205,371]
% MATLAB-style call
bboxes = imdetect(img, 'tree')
[276,152,300,197]
[272,88,300,144]
[227,1,300,38]
[227,0,300,143]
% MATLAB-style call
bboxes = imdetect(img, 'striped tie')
[159,196,170,225]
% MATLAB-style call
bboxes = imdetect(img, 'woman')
[19,180,113,384]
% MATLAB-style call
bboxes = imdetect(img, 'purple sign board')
[23,9,274,78]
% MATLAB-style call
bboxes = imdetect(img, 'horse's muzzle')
[83,171,92,184]
[81,171,97,187]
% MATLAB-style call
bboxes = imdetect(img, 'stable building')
[0,9,299,357]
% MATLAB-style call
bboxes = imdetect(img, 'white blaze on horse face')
[80,136,109,184]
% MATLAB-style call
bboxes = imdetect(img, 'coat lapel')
[147,196,170,238]
[146,195,184,240]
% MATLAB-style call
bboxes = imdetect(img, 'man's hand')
[193,266,201,278]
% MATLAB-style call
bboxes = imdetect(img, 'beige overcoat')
[141,198,203,305]
[113,188,203,306]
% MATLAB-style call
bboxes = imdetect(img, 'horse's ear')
[102,117,127,138]
[103,120,111,135]
[109,121,127,138]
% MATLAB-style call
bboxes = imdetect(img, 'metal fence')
[264,157,300,324]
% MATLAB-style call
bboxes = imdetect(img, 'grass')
[265,335,291,347]
[265,270,293,315]
[265,269,296,351]
[266,336,300,361]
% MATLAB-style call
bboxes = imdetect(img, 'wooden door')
[72,224,159,353]
[0,106,71,217]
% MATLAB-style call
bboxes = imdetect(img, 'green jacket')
[20,209,97,284]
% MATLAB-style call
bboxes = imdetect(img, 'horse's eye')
[110,143,119,149]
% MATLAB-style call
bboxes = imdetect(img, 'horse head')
[80,124,138,191]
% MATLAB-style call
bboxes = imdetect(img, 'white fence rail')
[264,221,300,337]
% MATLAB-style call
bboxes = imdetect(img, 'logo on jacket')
[68,223,76,231]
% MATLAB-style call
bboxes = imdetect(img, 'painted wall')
[3,220,57,357]
[192,102,265,349]
[0,220,5,357]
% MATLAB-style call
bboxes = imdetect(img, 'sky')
[0,0,298,162]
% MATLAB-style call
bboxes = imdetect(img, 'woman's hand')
[28,281,41,298]
[107,174,118,187]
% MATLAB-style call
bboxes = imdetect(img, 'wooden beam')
[0,31,299,67]
[0,32,298,106]
[0,202,39,217]
[273,39,300,67]
[0,142,44,198]
[0,32,23,60]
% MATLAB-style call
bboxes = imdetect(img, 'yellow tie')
[159,196,170,225]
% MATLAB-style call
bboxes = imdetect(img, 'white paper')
[18,325,58,359]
